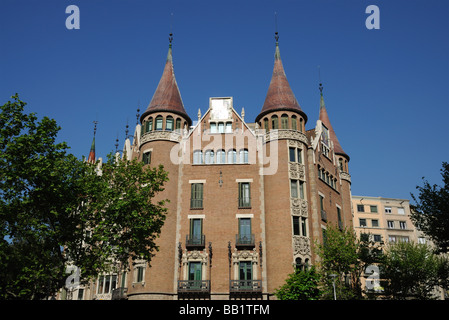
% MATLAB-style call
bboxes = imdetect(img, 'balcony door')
[239,261,252,289]
[238,218,251,244]
[188,262,202,289]
[190,219,203,245]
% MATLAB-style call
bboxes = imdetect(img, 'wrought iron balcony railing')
[229,280,262,293]
[186,234,206,248]
[177,280,210,293]
[235,234,255,247]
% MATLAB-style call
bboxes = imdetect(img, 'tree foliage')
[411,162,449,254]
[0,95,168,299]
[380,241,448,300]
[274,267,321,300]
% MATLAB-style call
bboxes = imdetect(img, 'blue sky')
[1,0,448,201]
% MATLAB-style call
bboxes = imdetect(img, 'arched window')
[239,149,248,164]
[300,118,304,132]
[225,122,232,133]
[205,150,214,164]
[218,122,225,133]
[227,149,236,164]
[281,114,288,129]
[193,150,203,164]
[271,115,278,129]
[166,116,174,131]
[148,117,153,132]
[216,149,226,164]
[264,118,269,132]
[175,118,182,131]
[155,116,163,130]
[291,115,297,130]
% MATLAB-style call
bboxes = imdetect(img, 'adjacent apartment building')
[351,196,425,245]
[65,33,353,300]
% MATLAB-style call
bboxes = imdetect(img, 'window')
[373,234,382,242]
[176,118,182,131]
[216,149,225,164]
[210,122,217,133]
[188,262,202,283]
[193,150,203,164]
[291,180,298,198]
[142,151,151,165]
[271,115,278,129]
[228,149,236,164]
[291,115,297,130]
[281,114,288,129]
[370,205,378,213]
[385,207,392,214]
[226,122,232,133]
[293,216,307,237]
[359,218,367,227]
[166,116,174,131]
[372,219,379,227]
[238,182,251,208]
[337,207,342,229]
[239,149,248,164]
[189,218,203,245]
[264,118,269,132]
[357,205,365,212]
[155,116,163,130]
[239,261,252,283]
[399,221,406,230]
[218,122,224,133]
[238,218,253,245]
[289,147,302,163]
[297,149,302,164]
[293,216,300,236]
[190,183,203,209]
[97,274,118,294]
[289,147,296,162]
[398,207,405,215]
[77,288,84,300]
[387,220,395,229]
[205,150,214,164]
[321,124,329,146]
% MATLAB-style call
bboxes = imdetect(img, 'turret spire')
[87,120,97,163]
[255,28,307,123]
[140,32,192,126]
[318,82,349,160]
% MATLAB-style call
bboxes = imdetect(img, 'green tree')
[0,94,168,299]
[380,241,446,300]
[274,266,322,300]
[411,162,449,254]
[315,225,362,299]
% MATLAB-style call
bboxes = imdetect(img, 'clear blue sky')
[1,0,448,201]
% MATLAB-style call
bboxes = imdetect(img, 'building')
[351,196,422,245]
[78,32,353,300]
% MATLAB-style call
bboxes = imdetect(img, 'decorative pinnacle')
[93,120,98,136]
[319,83,324,95]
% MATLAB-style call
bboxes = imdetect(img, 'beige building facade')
[351,196,423,245]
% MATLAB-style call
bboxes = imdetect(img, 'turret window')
[142,151,151,165]
[166,116,174,131]
[281,114,288,129]
[291,115,297,130]
[271,115,279,129]
[264,118,269,132]
[155,116,163,130]
[176,118,182,131]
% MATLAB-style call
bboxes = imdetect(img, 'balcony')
[235,234,255,248]
[229,280,262,299]
[186,234,206,249]
[111,287,128,300]
[177,280,210,299]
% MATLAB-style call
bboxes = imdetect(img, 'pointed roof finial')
[169,13,174,47]
[318,66,324,96]
[274,12,279,44]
